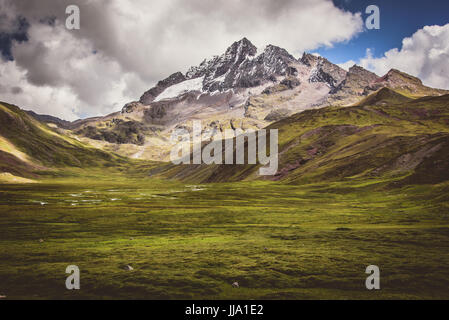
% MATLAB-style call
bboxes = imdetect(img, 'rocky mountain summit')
[140,38,299,103]
[37,37,448,161]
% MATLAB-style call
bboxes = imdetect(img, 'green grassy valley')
[1,174,448,299]
[1,90,449,299]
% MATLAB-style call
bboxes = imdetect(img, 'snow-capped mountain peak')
[140,38,303,103]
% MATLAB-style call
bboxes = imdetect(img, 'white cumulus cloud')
[351,24,449,90]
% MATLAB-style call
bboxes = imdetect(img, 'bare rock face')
[280,77,301,89]
[331,65,379,95]
[300,52,319,67]
[326,65,380,105]
[262,77,300,94]
[302,53,347,90]
[139,72,186,104]
[216,44,293,91]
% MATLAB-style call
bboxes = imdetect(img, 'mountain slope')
[25,110,72,129]
[157,92,449,185]
[0,102,124,180]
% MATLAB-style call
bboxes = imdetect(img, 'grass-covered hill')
[2,87,449,186]
[0,102,126,181]
[159,88,449,185]
[354,87,412,107]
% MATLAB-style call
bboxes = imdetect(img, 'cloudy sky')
[0,0,448,120]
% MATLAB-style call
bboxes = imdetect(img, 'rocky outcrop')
[331,65,379,96]
[139,72,186,104]
[262,77,300,94]
[75,120,147,145]
[264,108,291,121]
[325,65,379,105]
[302,53,347,90]
[300,52,319,67]
[121,101,144,114]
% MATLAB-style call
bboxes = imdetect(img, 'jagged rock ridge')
[140,72,187,105]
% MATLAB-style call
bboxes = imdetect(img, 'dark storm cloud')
[0,15,28,60]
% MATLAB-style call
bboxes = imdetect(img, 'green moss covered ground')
[1,171,448,299]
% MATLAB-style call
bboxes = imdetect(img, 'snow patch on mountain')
[155,76,205,102]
